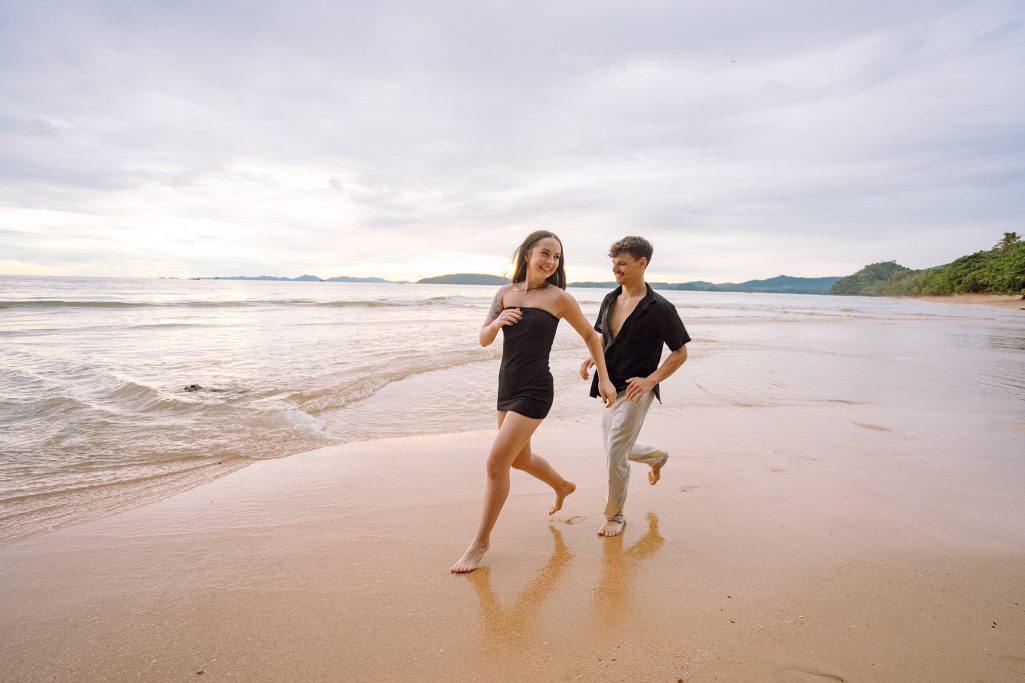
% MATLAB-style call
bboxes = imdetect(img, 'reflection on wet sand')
[466,525,573,649]
[596,513,665,624]
[464,514,665,653]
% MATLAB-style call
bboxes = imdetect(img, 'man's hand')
[579,356,594,380]
[625,376,656,403]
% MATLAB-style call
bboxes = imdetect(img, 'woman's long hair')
[511,230,566,290]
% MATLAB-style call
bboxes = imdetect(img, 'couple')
[451,231,690,573]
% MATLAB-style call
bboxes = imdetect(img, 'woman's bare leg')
[510,440,576,515]
[497,413,577,514]
[451,412,542,573]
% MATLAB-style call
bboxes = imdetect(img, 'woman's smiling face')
[527,237,562,280]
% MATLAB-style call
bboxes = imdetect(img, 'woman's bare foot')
[451,541,489,573]
[597,519,625,537]
[548,482,576,515]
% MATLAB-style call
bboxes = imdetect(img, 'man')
[580,236,690,537]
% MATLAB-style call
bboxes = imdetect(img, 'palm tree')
[995,231,1020,253]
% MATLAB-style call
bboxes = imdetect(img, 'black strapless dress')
[497,307,560,419]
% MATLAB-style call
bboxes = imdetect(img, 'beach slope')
[2,402,1023,681]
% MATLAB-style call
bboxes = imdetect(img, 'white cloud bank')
[1,1,1022,282]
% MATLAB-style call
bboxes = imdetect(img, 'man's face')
[611,252,646,284]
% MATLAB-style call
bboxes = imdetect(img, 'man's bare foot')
[597,519,625,537]
[648,454,667,485]
[451,541,489,573]
[548,482,576,515]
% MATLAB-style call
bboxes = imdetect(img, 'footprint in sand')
[774,666,847,682]
[558,515,590,526]
[669,485,701,500]
[853,421,892,432]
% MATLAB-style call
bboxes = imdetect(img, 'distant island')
[830,232,1024,296]
[182,233,1025,299]
[417,273,839,293]
[188,272,839,294]
[192,274,391,283]
[417,273,508,285]
[572,275,840,295]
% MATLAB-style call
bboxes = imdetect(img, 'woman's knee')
[486,454,512,480]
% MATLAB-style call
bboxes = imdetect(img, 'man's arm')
[624,345,687,402]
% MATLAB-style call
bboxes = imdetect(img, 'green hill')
[828,262,915,295]
[675,275,840,294]
[325,276,390,283]
[830,233,1025,296]
[418,273,508,285]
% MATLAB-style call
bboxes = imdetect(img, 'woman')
[451,230,616,573]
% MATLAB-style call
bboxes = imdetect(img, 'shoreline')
[0,457,251,545]
[0,425,497,546]
[3,401,1023,681]
[904,293,1024,311]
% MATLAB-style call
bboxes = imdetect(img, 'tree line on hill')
[829,232,1025,296]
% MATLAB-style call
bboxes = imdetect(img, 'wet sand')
[2,398,1023,681]
[913,293,1025,311]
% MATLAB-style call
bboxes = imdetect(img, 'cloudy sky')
[1,1,1022,283]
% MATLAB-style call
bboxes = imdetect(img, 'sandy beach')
[2,391,1023,681]
[3,285,1024,681]
[912,293,1025,311]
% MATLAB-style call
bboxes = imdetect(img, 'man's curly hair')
[609,236,653,263]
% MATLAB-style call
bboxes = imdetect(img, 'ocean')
[2,275,1023,541]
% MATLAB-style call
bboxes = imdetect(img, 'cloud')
[1,1,1023,280]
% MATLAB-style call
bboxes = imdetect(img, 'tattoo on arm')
[488,292,503,320]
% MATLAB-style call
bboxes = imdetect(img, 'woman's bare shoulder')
[487,283,515,314]
[554,286,579,302]
[494,283,516,300]
[550,287,581,313]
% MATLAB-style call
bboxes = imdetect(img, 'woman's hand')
[480,288,518,347]
[598,378,617,406]
[491,307,522,329]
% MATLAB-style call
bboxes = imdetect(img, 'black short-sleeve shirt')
[589,284,690,402]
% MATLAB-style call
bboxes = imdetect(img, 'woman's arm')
[480,287,521,347]
[559,293,616,405]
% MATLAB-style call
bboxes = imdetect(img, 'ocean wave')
[289,348,497,415]
[316,296,486,308]
[0,300,148,309]
[315,300,406,308]
[0,296,488,310]
[0,457,249,542]
[0,395,92,421]
[107,380,163,402]
[126,322,212,330]
[249,405,329,436]
[0,454,238,506]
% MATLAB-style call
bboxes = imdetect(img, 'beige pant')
[602,392,668,523]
